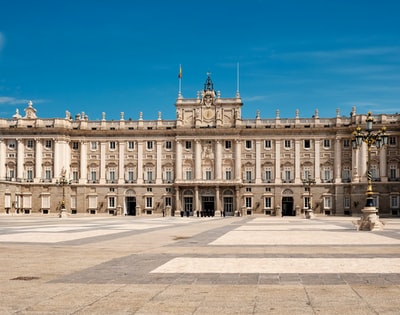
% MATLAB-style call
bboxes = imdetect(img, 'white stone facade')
[1,75,399,217]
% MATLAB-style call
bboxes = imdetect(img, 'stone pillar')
[100,141,106,184]
[195,186,199,213]
[215,140,222,180]
[195,140,202,180]
[215,186,220,215]
[34,139,42,182]
[295,139,301,183]
[80,141,88,184]
[53,140,60,179]
[0,140,5,179]
[352,146,360,182]
[137,141,143,184]
[175,187,181,215]
[314,139,321,183]
[17,139,24,180]
[235,140,241,180]
[156,140,162,184]
[176,140,182,180]
[255,140,261,184]
[360,142,367,181]
[334,137,341,182]
[118,141,125,184]
[380,146,387,182]
[275,140,281,184]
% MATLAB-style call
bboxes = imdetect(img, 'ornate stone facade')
[0,75,399,217]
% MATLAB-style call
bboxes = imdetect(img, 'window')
[26,169,33,181]
[127,170,135,181]
[146,169,153,182]
[323,168,331,182]
[90,170,97,181]
[147,187,152,192]
[265,168,272,181]
[205,168,212,180]
[246,187,252,192]
[147,141,153,150]
[342,166,351,181]
[303,168,311,180]
[284,168,291,181]
[108,197,116,208]
[165,197,172,207]
[185,141,192,150]
[109,169,116,182]
[72,142,79,150]
[8,141,16,149]
[323,139,331,148]
[27,140,34,149]
[45,140,52,149]
[284,140,291,148]
[88,196,97,209]
[185,169,192,180]
[45,169,51,180]
[371,165,378,179]
[245,140,252,149]
[165,169,172,182]
[390,165,398,179]
[225,168,232,180]
[389,136,396,145]
[146,197,153,208]
[128,141,135,150]
[165,141,172,150]
[91,141,97,150]
[323,196,332,209]
[265,140,271,149]
[245,197,252,208]
[343,139,350,148]
[245,169,252,182]
[391,195,399,209]
[344,197,351,209]
[304,139,311,149]
[109,141,116,150]
[265,197,272,209]
[225,140,232,149]
[72,171,79,182]
[41,195,50,209]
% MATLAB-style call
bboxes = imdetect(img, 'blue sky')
[1,0,399,120]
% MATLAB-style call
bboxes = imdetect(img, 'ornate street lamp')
[302,176,316,219]
[56,168,71,218]
[352,112,388,230]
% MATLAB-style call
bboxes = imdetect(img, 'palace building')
[0,74,399,217]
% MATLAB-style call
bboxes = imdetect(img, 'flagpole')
[178,64,182,97]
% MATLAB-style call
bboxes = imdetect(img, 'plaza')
[1,214,400,314]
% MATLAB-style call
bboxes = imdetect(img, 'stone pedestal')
[305,209,315,219]
[59,208,68,218]
[355,206,385,231]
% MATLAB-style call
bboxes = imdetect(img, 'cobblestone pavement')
[0,214,400,314]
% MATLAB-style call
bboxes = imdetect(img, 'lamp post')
[352,112,388,230]
[302,176,316,219]
[56,168,71,218]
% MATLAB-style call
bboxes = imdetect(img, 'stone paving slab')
[1,215,400,314]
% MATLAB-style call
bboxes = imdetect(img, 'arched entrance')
[282,189,295,216]
[125,189,136,216]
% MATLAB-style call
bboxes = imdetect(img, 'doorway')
[126,197,136,216]
[202,196,215,216]
[282,196,295,216]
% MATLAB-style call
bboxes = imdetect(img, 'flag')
[178,65,182,79]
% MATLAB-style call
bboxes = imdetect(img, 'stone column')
[137,141,143,184]
[275,140,281,184]
[156,140,162,184]
[195,140,202,180]
[334,137,341,182]
[360,142,367,181]
[295,139,301,183]
[215,140,222,180]
[380,146,387,182]
[314,139,321,183]
[235,140,241,180]
[100,141,106,184]
[352,146,360,182]
[176,140,182,180]
[118,141,125,184]
[53,139,60,179]
[80,141,88,184]
[35,139,42,182]
[255,140,261,184]
[0,140,5,179]
[17,139,24,180]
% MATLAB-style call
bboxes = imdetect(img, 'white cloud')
[0,97,33,105]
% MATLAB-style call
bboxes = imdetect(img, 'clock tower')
[176,73,242,128]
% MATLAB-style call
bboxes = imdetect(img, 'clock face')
[204,108,214,120]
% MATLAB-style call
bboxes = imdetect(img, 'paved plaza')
[0,214,400,314]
